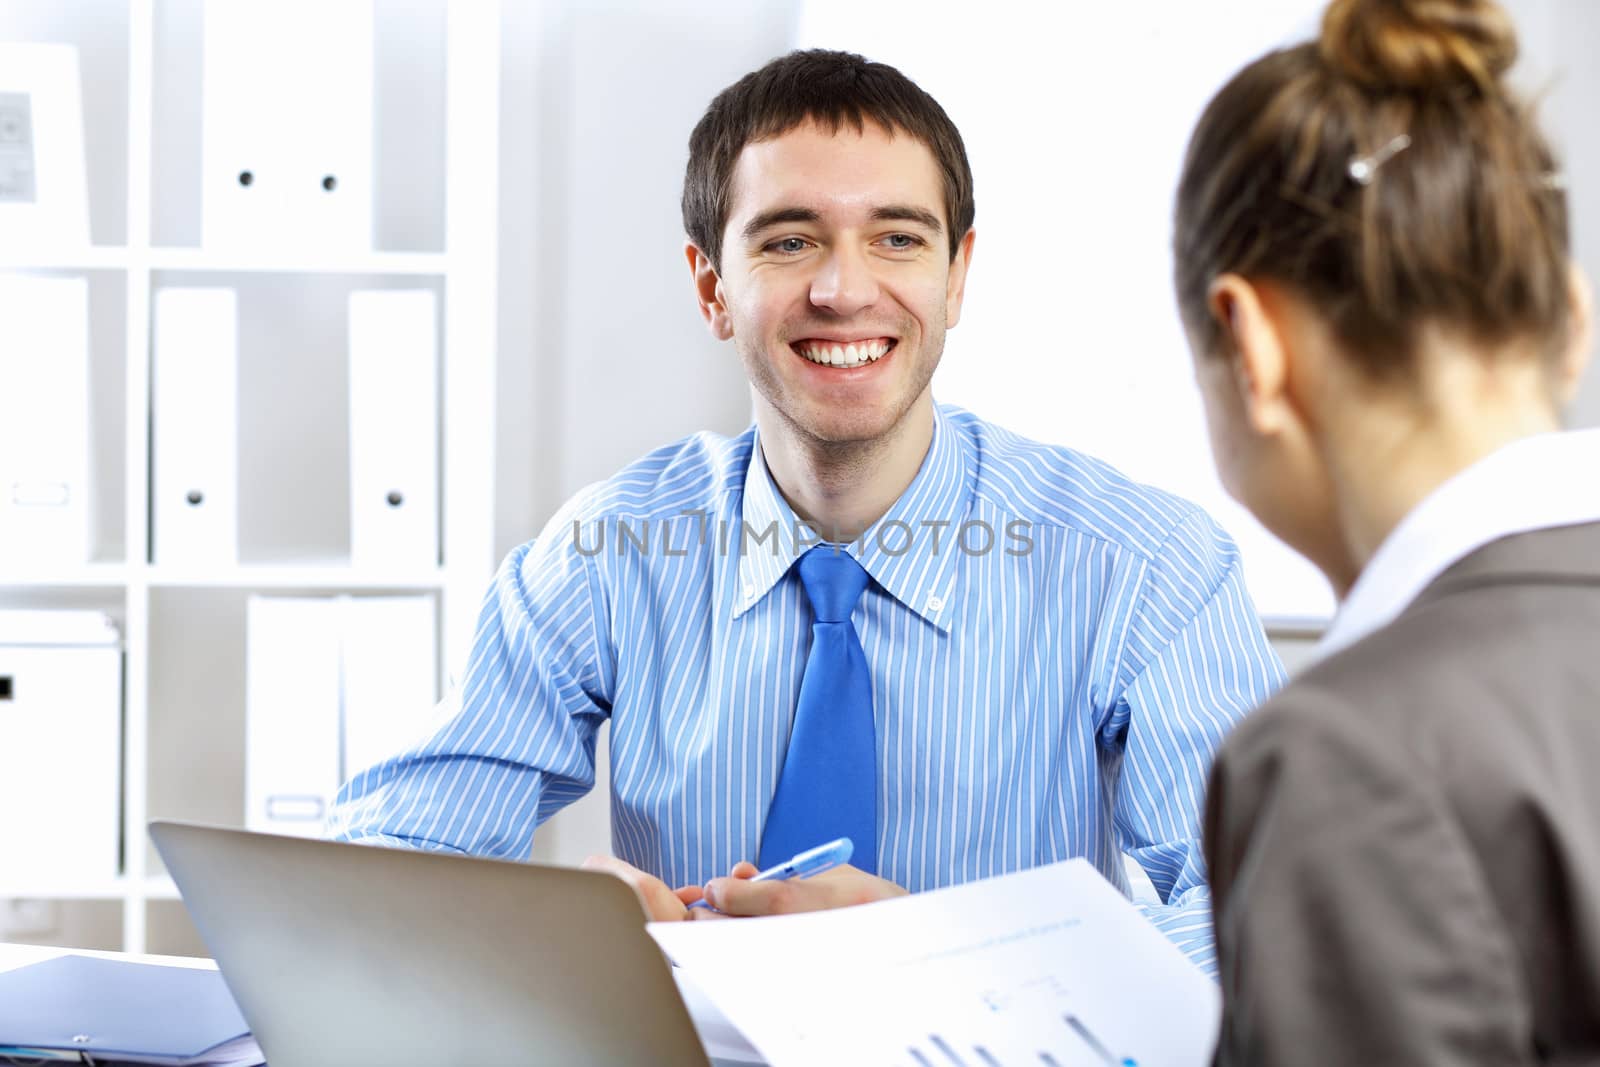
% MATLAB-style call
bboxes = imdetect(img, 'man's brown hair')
[683,49,975,271]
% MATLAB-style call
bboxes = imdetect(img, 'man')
[330,49,1283,973]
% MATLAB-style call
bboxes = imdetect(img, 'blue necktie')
[758,546,877,874]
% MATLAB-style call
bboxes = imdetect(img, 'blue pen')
[687,836,854,911]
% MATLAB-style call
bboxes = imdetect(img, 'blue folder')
[0,954,260,1065]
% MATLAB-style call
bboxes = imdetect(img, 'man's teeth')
[796,339,891,368]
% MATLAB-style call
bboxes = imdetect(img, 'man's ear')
[1558,262,1594,405]
[945,228,977,329]
[686,242,733,341]
[1207,274,1293,436]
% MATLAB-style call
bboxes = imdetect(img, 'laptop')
[149,820,711,1066]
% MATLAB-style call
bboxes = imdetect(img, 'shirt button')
[926,594,944,613]
[742,581,755,600]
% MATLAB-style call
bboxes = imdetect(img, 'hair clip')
[1538,171,1568,191]
[1348,134,1412,185]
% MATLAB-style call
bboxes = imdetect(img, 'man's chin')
[753,378,930,452]
[793,412,904,450]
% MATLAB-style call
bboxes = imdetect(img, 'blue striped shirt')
[330,404,1284,974]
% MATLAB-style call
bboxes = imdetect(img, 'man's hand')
[581,855,706,921]
[700,862,908,916]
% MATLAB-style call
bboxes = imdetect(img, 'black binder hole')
[386,491,404,508]
[238,170,254,187]
[186,490,205,506]
[0,677,12,701]
[322,175,338,192]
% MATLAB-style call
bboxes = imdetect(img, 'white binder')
[245,596,343,837]
[348,290,438,570]
[152,288,238,567]
[340,595,438,781]
[0,611,121,883]
[0,273,91,564]
[0,44,91,249]
[200,0,375,251]
[246,595,438,835]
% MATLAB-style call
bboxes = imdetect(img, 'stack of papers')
[0,955,262,1066]
[650,858,1219,1067]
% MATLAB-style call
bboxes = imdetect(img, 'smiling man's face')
[701,119,973,450]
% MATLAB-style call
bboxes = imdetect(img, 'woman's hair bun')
[1319,0,1519,95]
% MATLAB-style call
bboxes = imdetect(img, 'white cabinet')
[0,0,499,954]
[0,617,122,887]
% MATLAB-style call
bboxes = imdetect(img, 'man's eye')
[883,234,923,250]
[770,237,809,254]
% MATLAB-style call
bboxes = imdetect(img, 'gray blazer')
[1205,521,1600,1065]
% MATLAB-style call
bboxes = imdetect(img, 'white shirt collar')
[1318,428,1600,659]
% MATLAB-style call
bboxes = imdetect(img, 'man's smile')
[790,337,897,369]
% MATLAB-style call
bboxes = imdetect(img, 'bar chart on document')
[876,946,1154,1067]
[651,859,1220,1067]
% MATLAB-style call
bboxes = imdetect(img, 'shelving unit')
[0,248,452,273]
[143,565,449,591]
[0,0,500,954]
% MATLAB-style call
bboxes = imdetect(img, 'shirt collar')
[734,406,972,633]
[1319,428,1600,658]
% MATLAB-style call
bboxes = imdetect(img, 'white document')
[201,0,374,251]
[0,273,91,564]
[650,858,1221,1067]
[348,290,438,570]
[245,596,342,837]
[340,595,437,780]
[0,44,90,248]
[0,613,121,883]
[673,968,765,1064]
[152,288,238,567]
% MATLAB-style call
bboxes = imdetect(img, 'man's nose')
[808,245,880,316]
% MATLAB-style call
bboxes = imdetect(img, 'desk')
[0,941,764,1065]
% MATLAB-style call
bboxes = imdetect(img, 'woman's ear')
[1558,262,1595,405]
[1207,274,1294,436]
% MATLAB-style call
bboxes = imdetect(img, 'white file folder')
[340,595,438,781]
[0,611,121,883]
[0,274,91,564]
[201,0,375,251]
[348,290,438,570]
[152,288,238,567]
[245,596,342,837]
[246,595,438,834]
